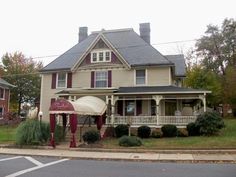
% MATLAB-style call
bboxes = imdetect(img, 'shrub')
[151,129,163,138]
[177,129,189,137]
[119,136,142,147]
[137,125,151,138]
[115,124,129,137]
[187,122,200,136]
[82,130,100,144]
[15,119,50,145]
[161,124,177,137]
[195,111,225,136]
[15,119,64,145]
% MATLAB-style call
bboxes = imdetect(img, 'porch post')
[49,114,56,148]
[152,95,162,126]
[69,114,77,148]
[111,95,117,125]
[203,93,206,112]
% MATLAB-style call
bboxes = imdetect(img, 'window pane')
[0,88,4,99]
[136,70,145,85]
[105,52,110,61]
[92,53,97,62]
[95,71,108,87]
[57,73,66,88]
[99,52,103,61]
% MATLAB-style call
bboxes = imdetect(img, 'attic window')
[91,50,111,63]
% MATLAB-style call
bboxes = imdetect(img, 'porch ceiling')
[115,86,211,95]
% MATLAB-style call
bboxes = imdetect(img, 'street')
[0,155,235,177]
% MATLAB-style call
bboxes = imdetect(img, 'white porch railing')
[111,115,197,126]
[114,116,157,125]
[159,116,197,125]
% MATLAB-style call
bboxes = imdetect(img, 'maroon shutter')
[51,73,57,89]
[67,73,72,88]
[117,100,123,116]
[108,70,112,87]
[136,100,142,116]
[51,98,56,105]
[91,71,95,88]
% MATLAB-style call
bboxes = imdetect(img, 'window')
[0,107,3,118]
[92,53,97,62]
[95,71,108,88]
[57,73,67,88]
[91,50,111,63]
[136,69,146,85]
[0,88,4,99]
[125,100,135,116]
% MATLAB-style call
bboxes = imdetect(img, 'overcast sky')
[0,0,235,66]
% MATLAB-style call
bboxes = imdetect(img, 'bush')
[187,122,200,136]
[195,111,225,136]
[15,119,50,145]
[151,129,163,138]
[137,125,151,138]
[161,124,177,137]
[115,124,129,138]
[119,136,142,147]
[15,119,64,145]
[177,129,189,137]
[82,130,100,144]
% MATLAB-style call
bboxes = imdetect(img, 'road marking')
[5,158,69,177]
[24,156,43,166]
[0,156,23,162]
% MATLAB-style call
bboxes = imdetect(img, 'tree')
[195,18,236,75]
[1,52,43,114]
[184,65,222,107]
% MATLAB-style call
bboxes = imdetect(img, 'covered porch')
[106,86,210,127]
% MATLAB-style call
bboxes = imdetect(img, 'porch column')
[111,95,117,125]
[49,114,56,148]
[152,95,162,126]
[69,114,77,148]
[199,94,207,112]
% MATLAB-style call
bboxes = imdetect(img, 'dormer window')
[91,50,111,63]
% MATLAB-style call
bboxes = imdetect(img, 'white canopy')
[49,96,107,116]
[73,96,107,115]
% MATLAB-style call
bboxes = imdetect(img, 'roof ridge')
[91,28,133,34]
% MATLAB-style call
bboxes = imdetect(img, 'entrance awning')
[49,96,107,116]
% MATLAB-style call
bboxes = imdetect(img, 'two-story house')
[40,23,210,147]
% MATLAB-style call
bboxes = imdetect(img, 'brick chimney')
[78,27,88,43]
[139,23,150,44]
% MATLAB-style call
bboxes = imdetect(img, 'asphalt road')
[0,155,236,177]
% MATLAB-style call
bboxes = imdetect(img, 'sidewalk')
[0,147,236,163]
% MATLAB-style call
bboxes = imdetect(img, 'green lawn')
[0,125,17,143]
[102,118,236,149]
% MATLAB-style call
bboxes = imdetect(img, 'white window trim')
[134,69,147,86]
[56,73,68,89]
[91,50,111,63]
[0,88,5,100]
[94,71,108,88]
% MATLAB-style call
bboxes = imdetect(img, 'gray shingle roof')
[0,78,15,88]
[41,28,175,72]
[165,54,186,76]
[116,86,209,94]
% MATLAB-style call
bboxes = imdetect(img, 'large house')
[40,23,210,131]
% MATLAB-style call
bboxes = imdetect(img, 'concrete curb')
[0,147,236,164]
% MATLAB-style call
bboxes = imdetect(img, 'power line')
[30,39,198,60]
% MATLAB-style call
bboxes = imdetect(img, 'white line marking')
[0,156,23,162]
[5,158,69,177]
[24,156,43,166]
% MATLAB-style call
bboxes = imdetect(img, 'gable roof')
[165,54,186,77]
[41,28,173,72]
